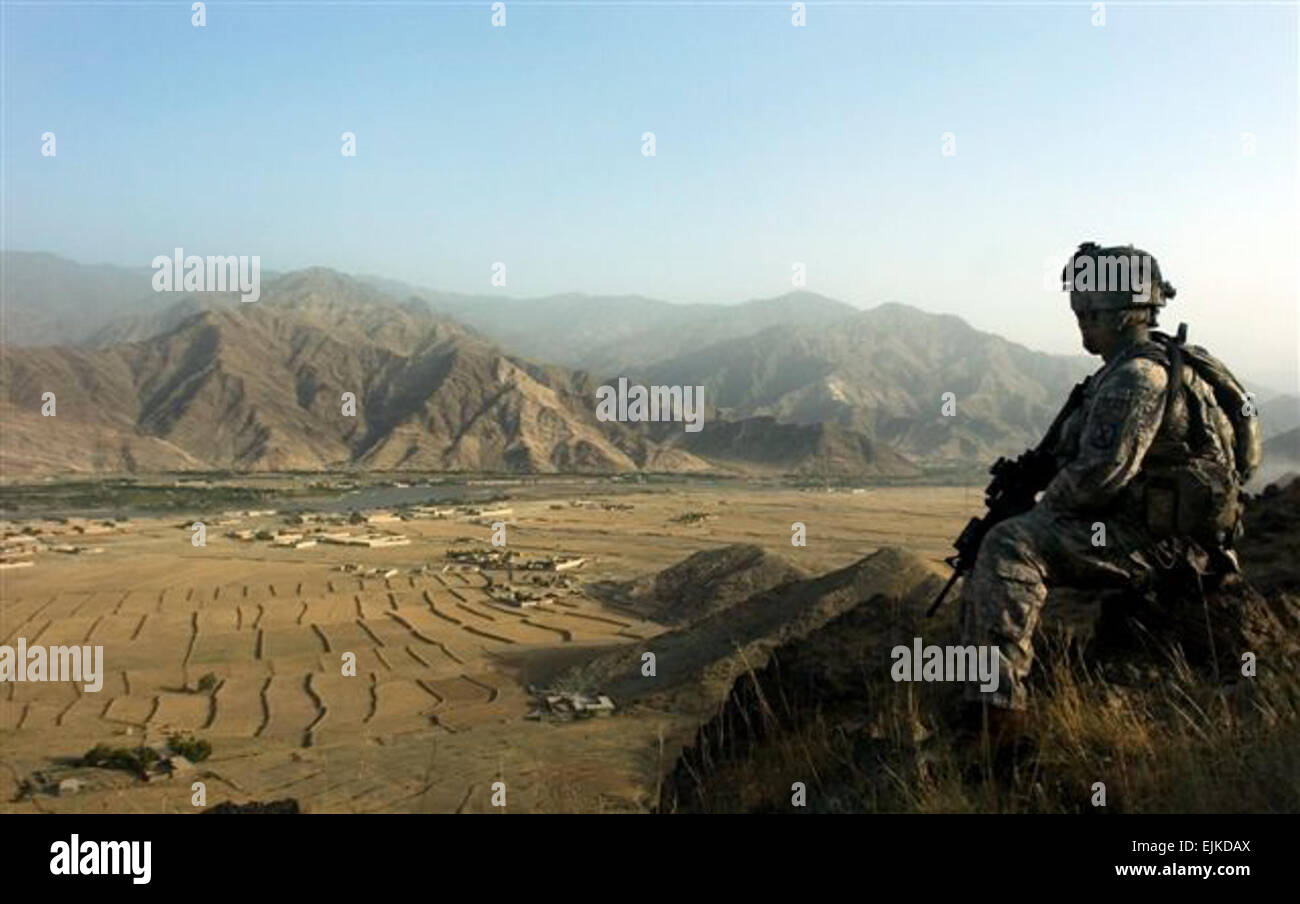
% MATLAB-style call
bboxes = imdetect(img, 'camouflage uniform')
[959,334,1236,709]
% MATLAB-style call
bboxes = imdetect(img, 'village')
[1,498,599,614]
[0,490,642,810]
[0,479,990,815]
[0,516,117,568]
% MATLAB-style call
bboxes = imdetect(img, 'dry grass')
[666,626,1300,814]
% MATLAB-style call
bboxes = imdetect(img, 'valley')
[0,480,973,813]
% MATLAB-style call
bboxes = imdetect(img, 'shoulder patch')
[1082,355,1169,453]
[1100,356,1168,398]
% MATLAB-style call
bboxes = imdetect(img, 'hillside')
[0,271,909,477]
[363,279,861,374]
[659,492,1300,813]
[643,303,1093,464]
[378,280,1096,466]
[590,543,809,626]
[0,252,160,346]
[1,273,658,474]
[674,416,921,477]
[84,267,436,353]
[552,546,944,712]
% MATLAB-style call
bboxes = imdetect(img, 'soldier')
[958,242,1258,742]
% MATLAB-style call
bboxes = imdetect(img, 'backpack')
[1130,326,1259,560]
[1155,326,1261,484]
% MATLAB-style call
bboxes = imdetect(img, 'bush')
[80,744,159,776]
[167,733,212,763]
[671,511,713,524]
[195,672,218,693]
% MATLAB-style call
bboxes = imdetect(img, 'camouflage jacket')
[1040,336,1236,516]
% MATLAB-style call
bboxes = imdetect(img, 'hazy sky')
[3,2,1296,389]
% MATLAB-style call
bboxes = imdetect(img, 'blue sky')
[3,1,1296,388]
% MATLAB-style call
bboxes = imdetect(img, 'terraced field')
[0,485,973,813]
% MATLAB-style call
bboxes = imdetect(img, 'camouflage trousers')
[958,503,1157,710]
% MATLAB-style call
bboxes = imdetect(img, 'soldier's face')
[1072,301,1118,355]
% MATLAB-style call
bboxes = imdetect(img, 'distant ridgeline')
[1,254,1143,477]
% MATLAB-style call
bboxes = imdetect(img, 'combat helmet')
[1061,241,1176,313]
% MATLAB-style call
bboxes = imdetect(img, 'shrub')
[80,744,159,776]
[167,733,212,763]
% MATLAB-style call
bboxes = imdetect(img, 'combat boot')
[958,701,1024,742]
[987,705,1032,752]
[957,702,1038,780]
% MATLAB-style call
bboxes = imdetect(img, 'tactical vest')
[1125,329,1259,557]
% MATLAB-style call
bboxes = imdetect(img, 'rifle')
[926,378,1090,617]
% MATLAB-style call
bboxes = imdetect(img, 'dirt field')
[0,484,976,813]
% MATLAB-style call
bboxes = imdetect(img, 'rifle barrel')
[926,569,963,618]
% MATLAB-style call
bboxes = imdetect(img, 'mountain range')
[0,251,1293,478]
[0,265,913,476]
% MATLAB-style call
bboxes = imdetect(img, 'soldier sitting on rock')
[958,242,1261,746]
